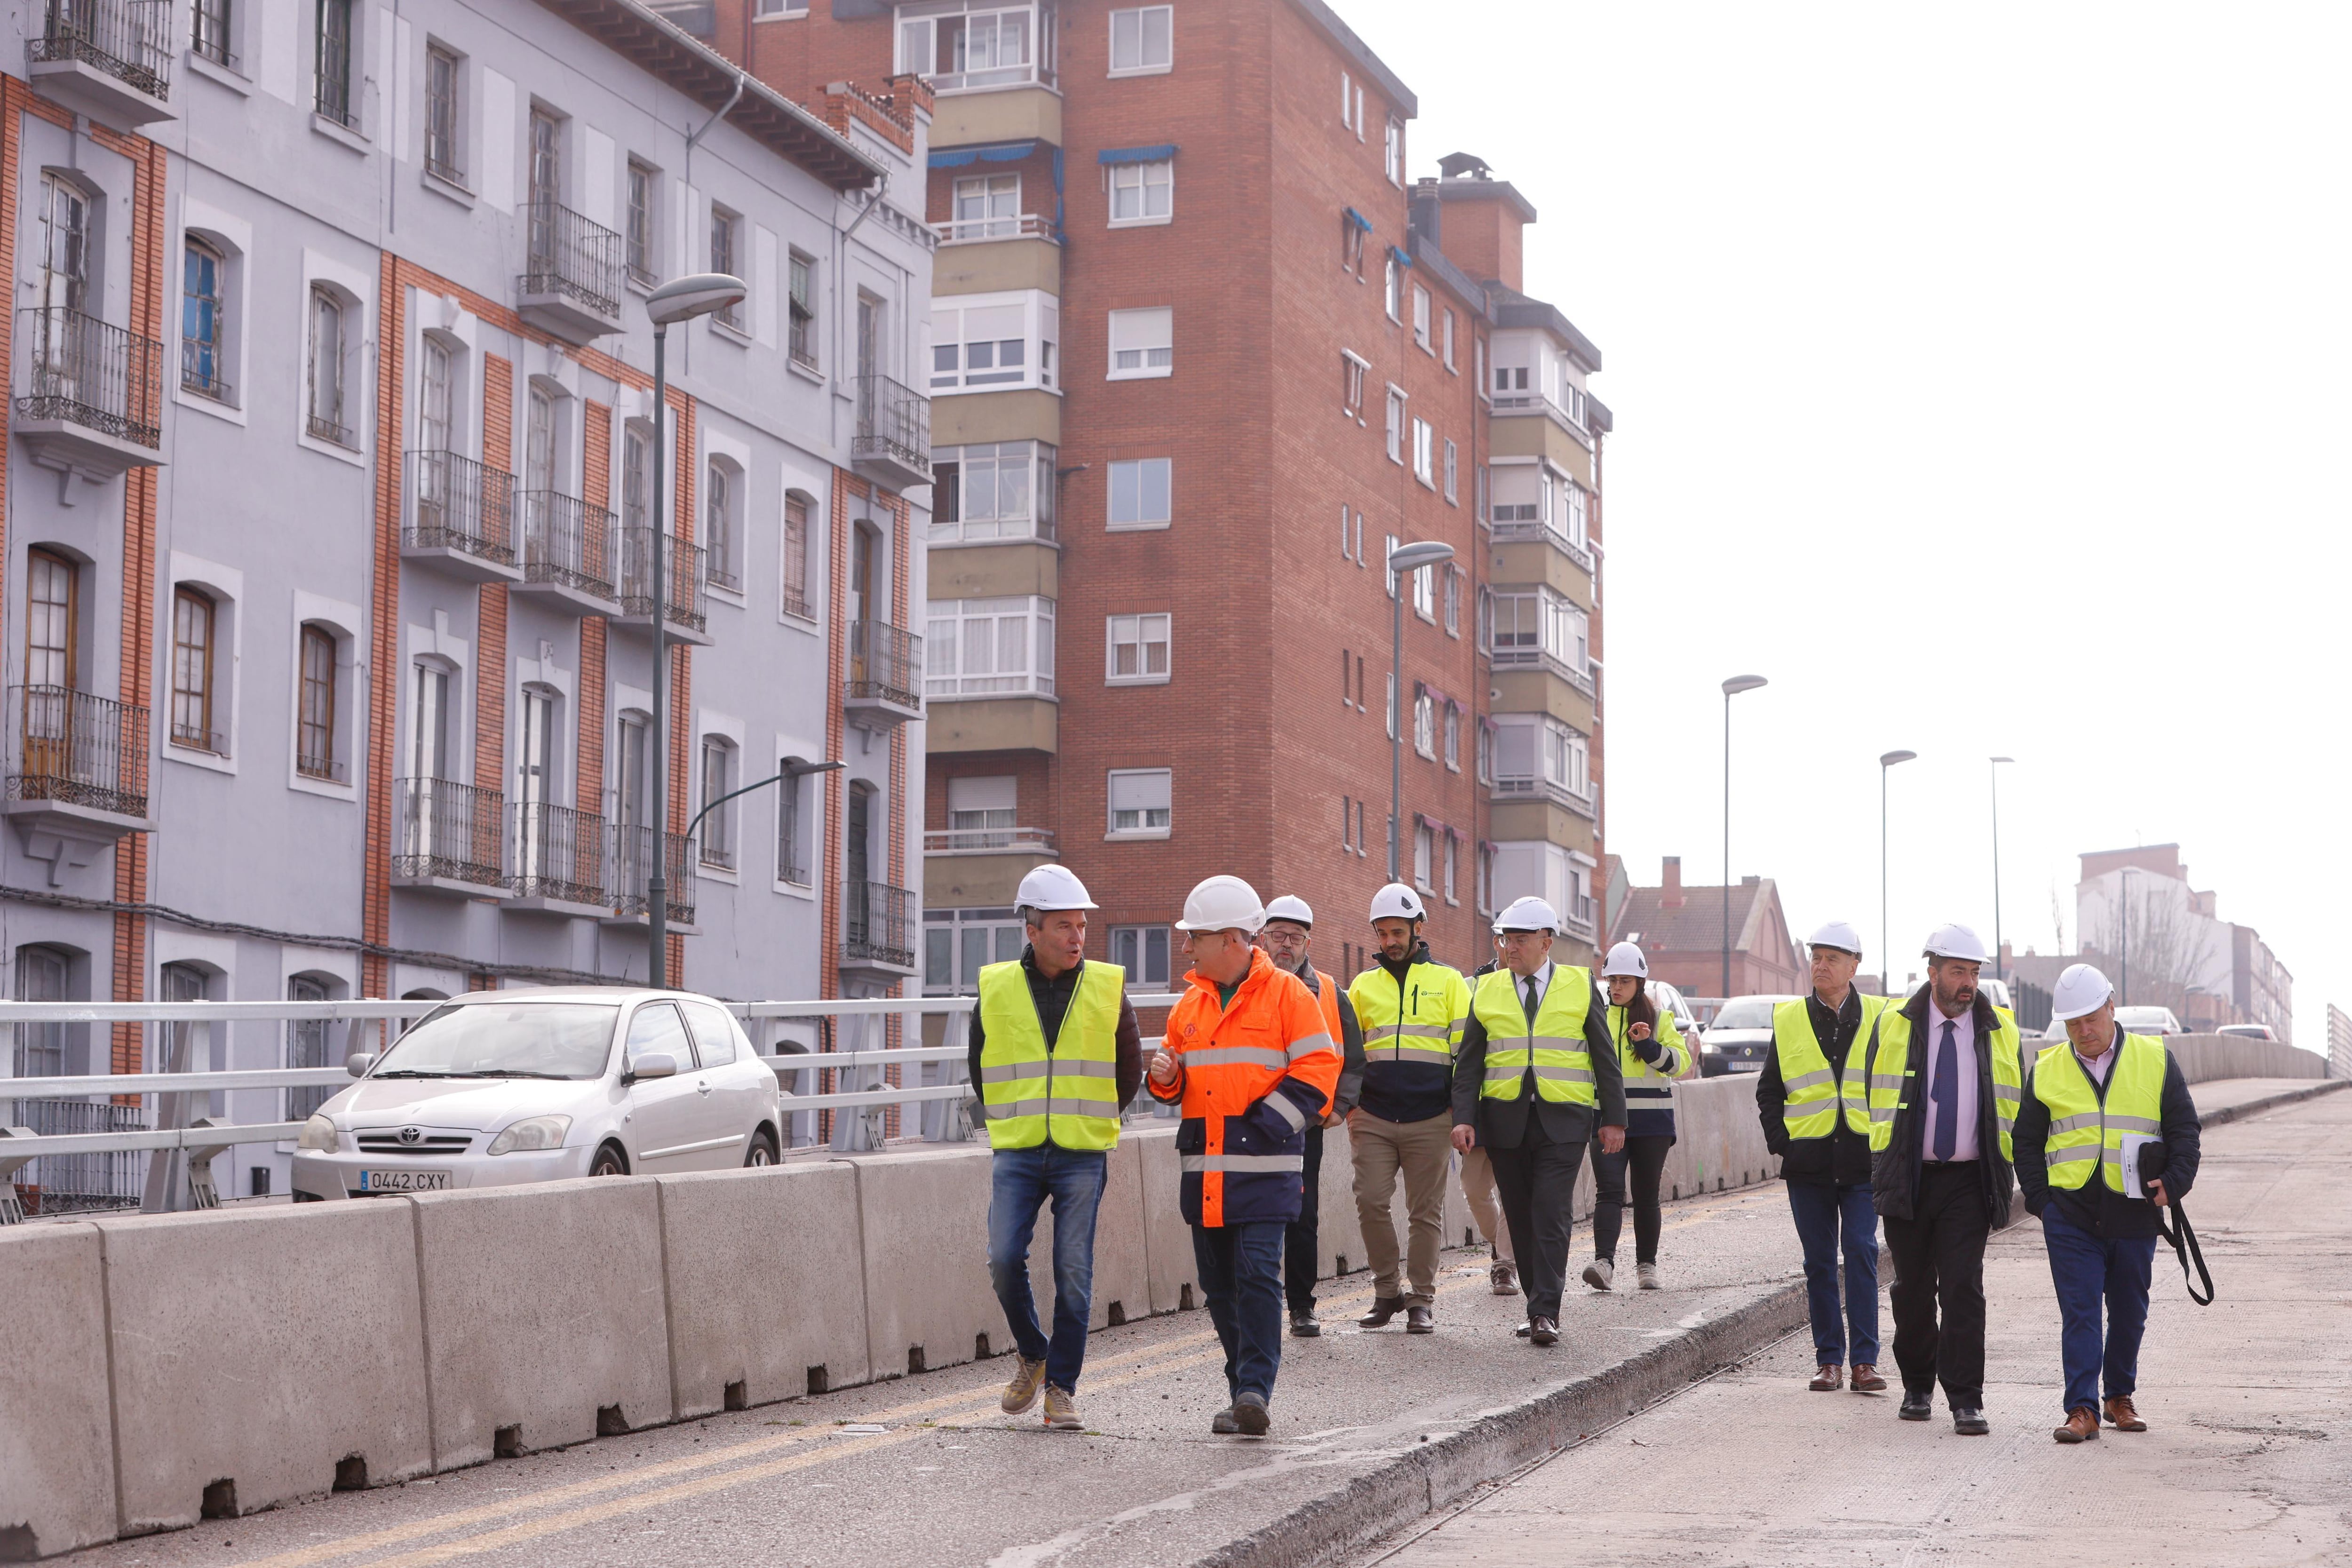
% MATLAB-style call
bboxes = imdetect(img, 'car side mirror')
[345,1053,377,1077]
[625,1051,678,1083]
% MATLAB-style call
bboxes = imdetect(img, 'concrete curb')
[1189,1280,1809,1568]
[2194,1077,2347,1130]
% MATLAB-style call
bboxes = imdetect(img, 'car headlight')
[297,1114,340,1152]
[487,1114,572,1156]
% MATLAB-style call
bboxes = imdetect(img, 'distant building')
[1613,856,1801,1000]
[2075,843,2290,1041]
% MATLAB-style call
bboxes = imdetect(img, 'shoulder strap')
[2157,1199,2215,1306]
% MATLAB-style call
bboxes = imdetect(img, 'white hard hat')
[1263,894,1315,929]
[1015,863,1097,913]
[1176,875,1266,935]
[1600,941,1648,979]
[1368,882,1427,924]
[1806,920,1865,956]
[1493,896,1560,934]
[2051,963,2114,1022]
[1922,923,1988,964]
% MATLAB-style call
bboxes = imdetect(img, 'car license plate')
[357,1169,452,1193]
[1726,1060,1764,1074]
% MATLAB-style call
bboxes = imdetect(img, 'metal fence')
[853,372,930,479]
[618,526,707,634]
[511,799,607,906]
[612,824,694,924]
[8,684,149,818]
[31,0,172,101]
[519,200,622,320]
[395,776,505,887]
[406,449,516,565]
[846,619,922,710]
[518,490,617,601]
[16,306,163,448]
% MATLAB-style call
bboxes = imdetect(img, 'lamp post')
[1878,749,1917,995]
[1989,756,2013,979]
[685,759,846,864]
[644,273,747,989]
[1385,541,1455,882]
[2119,865,2139,1006]
[1720,674,1767,996]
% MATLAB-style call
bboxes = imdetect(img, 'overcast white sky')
[1341,1,2350,1050]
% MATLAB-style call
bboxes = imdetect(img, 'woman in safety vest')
[1581,941,1688,1291]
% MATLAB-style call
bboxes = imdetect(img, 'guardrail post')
[0,1126,35,1224]
[922,1003,973,1144]
[182,1117,234,1210]
[141,1015,207,1213]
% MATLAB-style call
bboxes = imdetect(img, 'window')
[193,0,232,65]
[1109,925,1170,987]
[776,765,811,885]
[26,549,77,694]
[315,0,354,125]
[1383,254,1399,320]
[1444,702,1461,770]
[621,423,650,530]
[308,286,350,446]
[1108,5,1171,73]
[1444,833,1458,904]
[924,907,1026,994]
[1384,114,1404,185]
[700,737,737,869]
[1487,587,1589,676]
[1341,350,1367,416]
[36,175,87,318]
[1413,821,1432,891]
[1475,463,1489,524]
[1477,719,1493,786]
[1338,507,1351,562]
[946,775,1017,843]
[1384,670,1396,739]
[1411,417,1434,486]
[933,440,1056,544]
[782,493,813,618]
[1340,68,1351,128]
[1107,768,1171,837]
[709,207,742,329]
[182,240,228,400]
[705,460,740,592]
[410,661,451,780]
[1492,715,1592,803]
[1478,842,1496,915]
[426,46,463,183]
[1107,306,1172,379]
[932,291,1059,392]
[418,334,453,453]
[1383,533,1399,597]
[787,250,816,369]
[1352,511,1364,563]
[951,173,1019,240]
[1412,560,1435,619]
[755,0,809,14]
[1384,388,1405,462]
[1107,457,1170,529]
[1412,285,1431,351]
[926,595,1055,698]
[1413,687,1434,758]
[1341,213,1366,275]
[298,624,337,779]
[626,162,656,286]
[1443,565,1461,636]
[1475,336,1487,400]
[1442,309,1456,371]
[1443,438,1458,504]
[1105,613,1170,684]
[897,2,1057,92]
[171,588,218,752]
[1108,159,1172,225]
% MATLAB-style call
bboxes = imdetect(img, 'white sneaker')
[1636,1262,1662,1290]
[1581,1258,1614,1291]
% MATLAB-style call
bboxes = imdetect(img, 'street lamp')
[1720,674,1767,996]
[686,759,846,862]
[1989,756,2013,979]
[1878,749,1917,995]
[1385,540,1455,882]
[644,272,747,988]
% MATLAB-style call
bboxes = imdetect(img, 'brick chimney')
[1661,855,1684,911]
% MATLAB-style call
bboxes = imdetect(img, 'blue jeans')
[986,1145,1108,1393]
[1192,1220,1286,1403]
[2042,1208,2157,1413]
[1786,1181,1880,1365]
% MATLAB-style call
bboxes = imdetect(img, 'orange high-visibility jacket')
[1151,946,1340,1228]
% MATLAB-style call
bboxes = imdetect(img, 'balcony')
[936,213,1060,246]
[923,827,1054,910]
[1560,894,1599,946]
[14,308,164,497]
[27,0,173,127]
[610,823,695,929]
[924,825,1055,855]
[403,450,520,582]
[842,881,917,976]
[852,373,932,491]
[1489,514,1596,577]
[505,800,609,915]
[513,490,619,613]
[1490,775,1598,821]
[616,527,710,644]
[845,619,923,731]
[4,686,148,883]
[517,201,624,344]
[1489,642,1596,698]
[391,777,506,898]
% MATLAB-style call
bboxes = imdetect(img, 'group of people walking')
[969,868,2200,1444]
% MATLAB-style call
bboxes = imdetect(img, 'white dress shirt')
[1512,960,1554,1023]
[1923,1002,1980,1163]
[2074,1036,2116,1086]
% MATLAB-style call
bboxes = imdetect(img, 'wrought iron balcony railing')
[16,307,162,448]
[509,799,607,907]
[844,881,915,969]
[31,0,172,102]
[853,373,931,481]
[519,200,623,322]
[612,823,694,924]
[618,526,707,634]
[394,776,503,888]
[518,490,617,601]
[8,685,148,819]
[405,450,516,565]
[846,620,922,712]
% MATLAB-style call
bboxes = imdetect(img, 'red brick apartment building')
[684,0,1612,987]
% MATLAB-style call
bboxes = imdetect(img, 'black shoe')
[1528,1316,1559,1347]
[1952,1407,1989,1436]
[1358,1296,1406,1329]
[1899,1390,1932,1421]
[1288,1309,1322,1338]
[1513,1322,1532,1338]
[1406,1304,1435,1334]
[1232,1392,1271,1436]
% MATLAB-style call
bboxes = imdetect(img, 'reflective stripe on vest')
[1349,959,1465,1067]
[1472,967,1596,1105]
[977,959,1125,1152]
[2032,1032,2167,1194]
[1773,995,1885,1141]
[1864,1003,2026,1161]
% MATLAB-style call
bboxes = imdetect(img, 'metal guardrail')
[613,823,694,923]
[406,449,516,565]
[8,684,149,818]
[1488,516,1596,575]
[396,776,504,887]
[16,306,163,447]
[518,490,617,601]
[935,213,1059,245]
[846,620,922,711]
[519,200,622,320]
[842,881,914,968]
[1489,643,1596,697]
[853,372,930,480]
[511,799,605,905]
[618,525,706,633]
[31,0,172,101]
[923,825,1054,854]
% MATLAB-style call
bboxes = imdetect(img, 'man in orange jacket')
[1150,875,1341,1436]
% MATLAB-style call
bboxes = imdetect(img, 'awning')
[1343,206,1373,233]
[1097,143,1177,165]
[930,140,1039,168]
[1390,244,1414,268]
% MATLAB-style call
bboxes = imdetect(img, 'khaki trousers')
[1459,1145,1515,1264]
[1349,1110,1454,1304]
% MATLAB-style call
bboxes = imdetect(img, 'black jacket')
[1754,989,1875,1187]
[1868,987,2015,1228]
[966,948,1144,1126]
[1450,969,1625,1147]
[2014,1036,2201,1241]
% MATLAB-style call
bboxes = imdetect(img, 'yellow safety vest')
[1471,967,1596,1105]
[2031,1032,2166,1193]
[977,959,1124,1151]
[1348,958,1469,1070]
[1609,1005,1687,1114]
[1866,1004,2025,1161]
[1771,994,1889,1141]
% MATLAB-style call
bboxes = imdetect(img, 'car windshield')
[2114,1008,2177,1032]
[1711,998,1782,1030]
[372,1003,620,1080]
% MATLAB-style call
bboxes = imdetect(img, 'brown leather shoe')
[2053,1407,2101,1444]
[1809,1364,1843,1392]
[2104,1395,2147,1432]
[1850,1364,1887,1393]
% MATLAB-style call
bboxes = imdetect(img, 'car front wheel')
[744,1129,779,1168]
[589,1142,629,1178]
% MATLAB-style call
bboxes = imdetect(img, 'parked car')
[2041,1004,2185,1041]
[1978,977,2013,1012]
[291,987,781,1201]
[1696,995,1797,1077]
[1652,980,1704,1070]
[2216,1023,2277,1042]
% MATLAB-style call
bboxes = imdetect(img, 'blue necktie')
[1931,1019,1958,1161]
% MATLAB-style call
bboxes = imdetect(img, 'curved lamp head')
[1721,674,1768,697]
[1388,541,1456,573]
[1879,749,1918,768]
[647,272,748,327]
[1990,755,2014,765]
